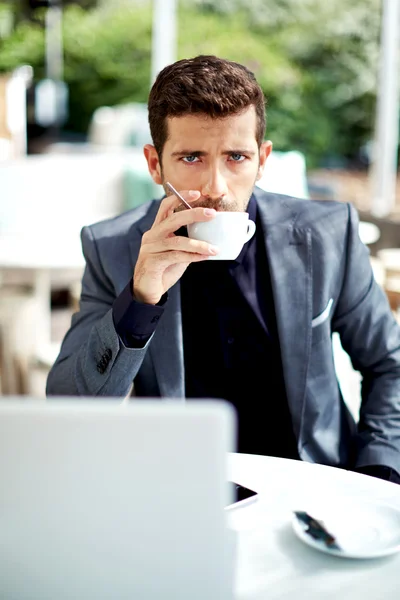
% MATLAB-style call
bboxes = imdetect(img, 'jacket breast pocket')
[311,298,333,345]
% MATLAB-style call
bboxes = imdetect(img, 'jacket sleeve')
[333,203,400,473]
[46,225,151,397]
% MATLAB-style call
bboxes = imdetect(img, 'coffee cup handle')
[245,219,256,242]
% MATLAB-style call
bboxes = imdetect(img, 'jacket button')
[97,349,112,373]
[97,362,106,374]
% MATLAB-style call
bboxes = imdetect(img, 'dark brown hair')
[148,55,266,160]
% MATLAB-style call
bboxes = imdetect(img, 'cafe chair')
[376,248,400,320]
[0,284,39,395]
[359,221,381,246]
[256,150,310,200]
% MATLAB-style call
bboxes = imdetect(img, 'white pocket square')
[312,298,333,328]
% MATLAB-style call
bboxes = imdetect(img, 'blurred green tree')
[0,2,153,134]
[0,0,384,168]
[188,0,382,167]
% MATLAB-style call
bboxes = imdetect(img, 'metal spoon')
[165,181,193,210]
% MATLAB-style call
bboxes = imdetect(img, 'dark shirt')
[111,195,400,484]
[180,197,298,458]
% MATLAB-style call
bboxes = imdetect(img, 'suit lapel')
[257,192,312,441]
[149,282,185,397]
[128,205,185,398]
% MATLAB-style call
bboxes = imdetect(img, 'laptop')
[0,398,236,600]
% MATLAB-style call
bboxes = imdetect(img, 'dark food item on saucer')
[294,511,343,551]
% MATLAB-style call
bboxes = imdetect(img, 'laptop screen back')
[0,399,236,600]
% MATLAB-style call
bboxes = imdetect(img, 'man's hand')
[133,190,219,305]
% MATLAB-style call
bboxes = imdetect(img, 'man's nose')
[201,168,228,199]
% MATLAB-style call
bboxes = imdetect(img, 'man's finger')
[142,235,219,257]
[155,205,217,238]
[152,190,200,226]
[152,194,179,226]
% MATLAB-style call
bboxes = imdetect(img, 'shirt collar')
[233,193,257,266]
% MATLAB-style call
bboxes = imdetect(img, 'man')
[47,55,400,482]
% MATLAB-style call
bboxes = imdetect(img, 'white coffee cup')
[187,212,256,260]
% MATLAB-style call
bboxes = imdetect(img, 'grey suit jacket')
[46,188,400,472]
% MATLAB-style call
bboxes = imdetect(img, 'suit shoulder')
[294,198,351,228]
[254,187,351,228]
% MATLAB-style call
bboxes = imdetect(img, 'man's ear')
[256,140,273,181]
[144,144,162,185]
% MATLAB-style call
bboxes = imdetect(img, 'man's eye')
[182,156,199,163]
[230,153,245,162]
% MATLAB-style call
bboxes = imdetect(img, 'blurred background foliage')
[0,0,382,168]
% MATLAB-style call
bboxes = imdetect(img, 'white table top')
[0,233,85,270]
[227,454,400,600]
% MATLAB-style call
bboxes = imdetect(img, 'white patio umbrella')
[151,0,178,85]
[370,0,400,217]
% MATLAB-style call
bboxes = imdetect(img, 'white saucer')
[292,499,400,559]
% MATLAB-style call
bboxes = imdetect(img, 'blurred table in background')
[0,151,160,396]
[0,233,85,395]
[0,233,85,345]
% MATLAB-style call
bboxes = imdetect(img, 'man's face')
[144,106,272,212]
